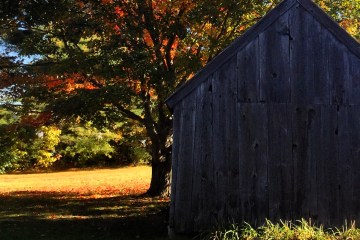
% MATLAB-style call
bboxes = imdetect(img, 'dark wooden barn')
[166,0,360,235]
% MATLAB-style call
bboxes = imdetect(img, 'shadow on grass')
[0,191,169,240]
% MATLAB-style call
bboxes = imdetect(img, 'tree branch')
[0,61,60,69]
[113,102,146,125]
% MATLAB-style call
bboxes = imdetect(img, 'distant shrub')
[59,122,120,166]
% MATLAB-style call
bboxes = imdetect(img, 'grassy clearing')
[0,166,169,240]
[203,219,360,240]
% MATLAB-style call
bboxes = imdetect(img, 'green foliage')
[0,103,146,172]
[59,122,120,166]
[203,219,360,240]
[0,123,61,171]
[0,109,26,172]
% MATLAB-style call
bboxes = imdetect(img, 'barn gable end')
[166,0,360,109]
[167,0,360,235]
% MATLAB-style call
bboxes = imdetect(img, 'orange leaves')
[340,19,359,37]
[114,6,125,18]
[143,29,154,47]
[114,24,121,34]
[143,30,180,68]
[43,73,99,93]
[101,0,113,4]
[161,37,179,60]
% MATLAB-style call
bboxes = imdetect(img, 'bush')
[59,122,120,166]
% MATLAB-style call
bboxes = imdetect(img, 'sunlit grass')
[0,166,152,196]
[0,166,169,240]
[203,219,360,240]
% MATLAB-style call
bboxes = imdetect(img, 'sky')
[0,39,40,64]
[0,40,38,105]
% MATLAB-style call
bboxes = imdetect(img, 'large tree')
[0,0,358,196]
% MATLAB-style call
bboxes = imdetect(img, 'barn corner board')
[168,0,360,235]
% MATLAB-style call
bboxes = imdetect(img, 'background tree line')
[0,0,358,196]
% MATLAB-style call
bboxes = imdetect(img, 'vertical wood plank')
[259,13,291,103]
[174,92,197,233]
[338,106,359,224]
[316,106,338,226]
[349,107,360,224]
[292,105,314,220]
[238,103,254,223]
[238,103,268,225]
[348,53,360,105]
[210,57,238,223]
[237,39,260,103]
[290,5,331,104]
[191,79,205,233]
[305,105,322,223]
[267,104,293,221]
[312,17,330,104]
[198,76,216,230]
[290,5,312,104]
[169,104,181,229]
[224,58,240,222]
[213,68,227,224]
[328,39,349,105]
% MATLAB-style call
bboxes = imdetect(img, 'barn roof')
[166,0,360,109]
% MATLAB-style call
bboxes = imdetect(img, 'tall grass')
[203,219,360,240]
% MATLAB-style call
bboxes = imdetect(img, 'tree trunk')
[147,153,172,197]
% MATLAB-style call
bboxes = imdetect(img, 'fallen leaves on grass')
[0,166,169,224]
[0,166,152,198]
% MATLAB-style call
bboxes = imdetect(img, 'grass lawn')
[0,166,170,240]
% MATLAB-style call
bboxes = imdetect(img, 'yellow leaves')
[34,125,62,168]
[52,38,66,49]
[340,19,360,37]
[317,1,331,12]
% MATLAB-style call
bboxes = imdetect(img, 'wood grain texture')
[237,39,260,103]
[298,0,360,58]
[166,0,298,109]
[169,105,181,228]
[223,58,240,222]
[198,76,216,230]
[238,103,269,225]
[267,104,293,221]
[169,0,360,234]
[190,79,205,233]
[259,13,291,103]
[348,53,360,105]
[174,92,197,233]
[315,106,338,226]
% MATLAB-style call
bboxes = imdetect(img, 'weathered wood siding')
[169,2,360,234]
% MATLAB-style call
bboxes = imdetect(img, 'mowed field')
[0,166,170,240]
[0,166,152,195]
